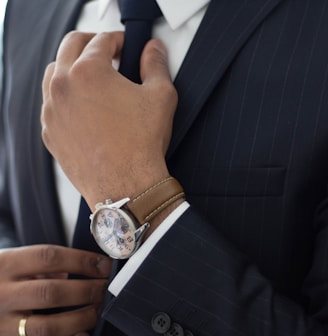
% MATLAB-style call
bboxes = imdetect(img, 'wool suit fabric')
[2,0,328,334]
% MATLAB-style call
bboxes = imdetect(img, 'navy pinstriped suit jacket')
[2,0,328,334]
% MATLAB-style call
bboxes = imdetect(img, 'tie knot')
[119,0,163,23]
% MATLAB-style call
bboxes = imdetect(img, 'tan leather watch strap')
[125,177,185,224]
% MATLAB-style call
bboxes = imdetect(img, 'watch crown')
[105,199,113,205]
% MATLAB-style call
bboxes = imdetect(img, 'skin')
[0,245,111,336]
[41,31,178,218]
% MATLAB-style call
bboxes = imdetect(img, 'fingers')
[0,245,111,280]
[42,31,124,103]
[42,62,55,102]
[1,279,107,312]
[139,39,178,115]
[0,246,108,335]
[0,315,29,336]
[42,32,95,103]
[66,32,125,85]
[41,31,125,129]
[140,39,172,85]
[56,32,96,65]
[0,306,97,336]
[77,31,124,64]
[27,306,98,336]
[53,31,124,81]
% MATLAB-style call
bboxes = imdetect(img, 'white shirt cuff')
[108,201,190,297]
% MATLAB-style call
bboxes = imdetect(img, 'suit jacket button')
[151,312,171,333]
[164,322,184,336]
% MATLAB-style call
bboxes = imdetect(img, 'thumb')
[140,39,172,85]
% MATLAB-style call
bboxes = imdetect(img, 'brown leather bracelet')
[125,176,185,224]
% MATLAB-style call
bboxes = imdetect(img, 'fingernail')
[97,257,111,276]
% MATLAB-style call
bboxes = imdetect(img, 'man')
[1,0,328,335]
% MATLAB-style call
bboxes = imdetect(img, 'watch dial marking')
[94,209,136,258]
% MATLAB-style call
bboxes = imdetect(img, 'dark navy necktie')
[72,0,163,252]
[118,0,163,83]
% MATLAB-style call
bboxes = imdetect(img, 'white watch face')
[91,208,137,259]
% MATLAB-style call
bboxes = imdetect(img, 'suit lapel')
[22,0,85,243]
[167,0,284,158]
[33,0,86,243]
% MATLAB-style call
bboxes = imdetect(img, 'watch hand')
[104,233,113,243]
[117,236,125,245]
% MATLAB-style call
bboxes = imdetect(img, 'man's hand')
[0,245,111,335]
[41,31,178,210]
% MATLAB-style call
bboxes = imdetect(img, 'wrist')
[86,163,170,210]
[89,176,185,259]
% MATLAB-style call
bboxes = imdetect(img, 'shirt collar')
[98,0,210,30]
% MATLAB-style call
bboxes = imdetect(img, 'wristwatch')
[90,177,185,259]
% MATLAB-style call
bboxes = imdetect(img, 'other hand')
[41,31,178,209]
[0,245,111,335]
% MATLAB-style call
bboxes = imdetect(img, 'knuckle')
[69,58,95,83]
[94,31,116,46]
[44,62,55,80]
[39,245,61,268]
[97,31,111,40]
[38,281,61,306]
[40,126,50,149]
[40,103,52,128]
[40,128,54,154]
[49,73,68,100]
[62,30,84,43]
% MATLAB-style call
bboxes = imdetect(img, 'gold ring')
[18,316,28,336]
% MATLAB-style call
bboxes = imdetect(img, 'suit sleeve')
[101,206,328,335]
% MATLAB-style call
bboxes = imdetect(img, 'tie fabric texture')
[72,0,163,251]
[118,0,163,83]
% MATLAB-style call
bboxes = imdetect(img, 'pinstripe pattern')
[108,0,328,334]
[3,0,328,335]
[168,0,328,288]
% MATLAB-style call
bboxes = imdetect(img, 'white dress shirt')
[53,0,209,295]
